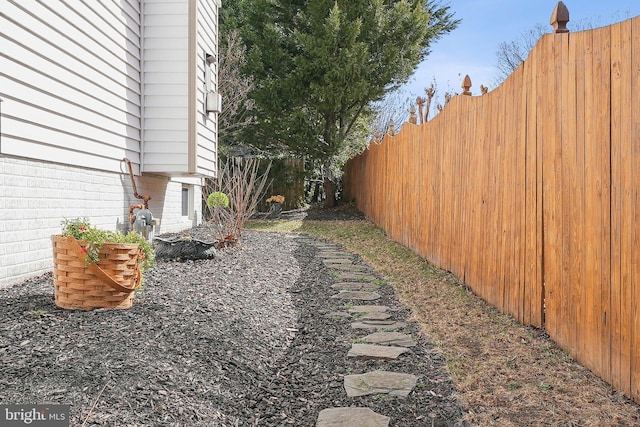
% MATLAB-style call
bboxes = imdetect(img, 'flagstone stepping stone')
[331,283,379,292]
[363,319,396,325]
[339,272,378,281]
[323,258,352,264]
[362,332,417,347]
[347,343,409,360]
[351,321,407,330]
[344,370,419,398]
[360,311,392,320]
[331,290,380,301]
[349,305,389,313]
[316,407,390,427]
[325,263,368,272]
[318,250,347,256]
[324,310,351,319]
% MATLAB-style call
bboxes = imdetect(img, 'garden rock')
[344,370,419,397]
[362,332,417,347]
[352,321,408,330]
[331,290,381,301]
[348,305,390,313]
[361,312,392,320]
[316,407,390,427]
[347,343,409,360]
[331,283,379,292]
[339,272,378,281]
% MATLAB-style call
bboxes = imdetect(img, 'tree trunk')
[323,178,336,208]
[311,182,321,203]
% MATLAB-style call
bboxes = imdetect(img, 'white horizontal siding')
[194,0,218,178]
[142,0,189,174]
[0,0,142,173]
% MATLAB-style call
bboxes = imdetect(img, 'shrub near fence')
[343,11,640,403]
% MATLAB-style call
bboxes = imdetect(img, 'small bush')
[207,192,230,208]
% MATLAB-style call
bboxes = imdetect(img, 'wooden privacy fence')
[343,11,640,403]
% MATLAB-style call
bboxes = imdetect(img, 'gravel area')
[0,226,467,426]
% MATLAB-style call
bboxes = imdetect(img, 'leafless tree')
[494,23,548,85]
[424,81,436,121]
[218,30,255,152]
[494,13,630,86]
[370,89,412,140]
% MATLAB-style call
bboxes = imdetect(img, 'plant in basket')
[51,218,156,310]
[60,218,155,270]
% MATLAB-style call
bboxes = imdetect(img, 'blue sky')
[402,0,640,100]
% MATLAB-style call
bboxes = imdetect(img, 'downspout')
[140,0,146,175]
[188,0,197,174]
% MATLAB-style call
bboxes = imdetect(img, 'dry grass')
[246,218,640,426]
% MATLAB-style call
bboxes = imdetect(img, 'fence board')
[562,30,579,357]
[609,18,632,395]
[513,65,526,322]
[523,37,542,328]
[631,16,640,403]
[597,25,612,385]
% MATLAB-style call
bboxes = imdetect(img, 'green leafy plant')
[29,310,49,317]
[507,380,522,390]
[61,218,155,271]
[207,191,230,208]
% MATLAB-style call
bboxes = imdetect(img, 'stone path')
[306,239,434,426]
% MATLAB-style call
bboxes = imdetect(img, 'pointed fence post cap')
[462,75,472,95]
[408,105,417,124]
[550,1,570,33]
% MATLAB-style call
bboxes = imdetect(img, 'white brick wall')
[0,156,204,288]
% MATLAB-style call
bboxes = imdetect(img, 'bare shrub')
[204,158,272,246]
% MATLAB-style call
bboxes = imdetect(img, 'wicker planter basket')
[51,235,143,310]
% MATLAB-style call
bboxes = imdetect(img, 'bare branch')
[218,30,255,148]
[203,158,272,245]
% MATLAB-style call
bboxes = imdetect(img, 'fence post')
[408,105,417,124]
[550,1,570,33]
[416,97,425,125]
[462,75,472,95]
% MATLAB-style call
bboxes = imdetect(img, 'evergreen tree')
[241,0,459,205]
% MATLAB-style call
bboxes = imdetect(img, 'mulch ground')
[0,220,467,426]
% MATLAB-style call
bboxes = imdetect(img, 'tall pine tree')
[241,0,459,205]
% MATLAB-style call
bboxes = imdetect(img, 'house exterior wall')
[0,0,218,288]
[141,0,219,176]
[1,0,143,172]
[0,156,200,288]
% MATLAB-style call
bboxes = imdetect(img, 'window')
[181,187,189,217]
